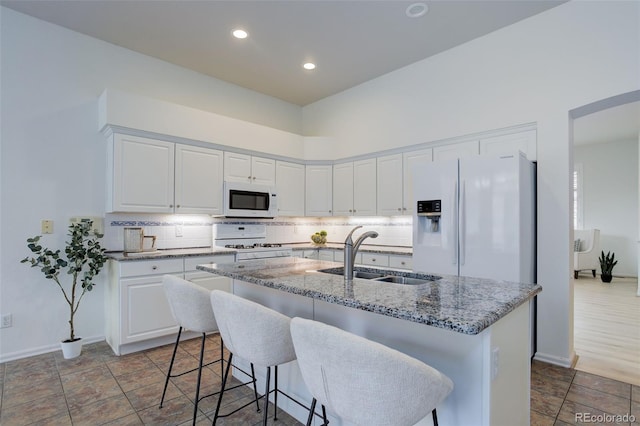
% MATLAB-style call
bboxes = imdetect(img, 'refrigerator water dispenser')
[416,200,441,232]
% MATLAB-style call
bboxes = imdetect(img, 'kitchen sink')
[317,267,431,285]
[371,276,428,285]
[317,267,385,279]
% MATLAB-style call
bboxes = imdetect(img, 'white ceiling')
[5,0,634,146]
[573,101,640,146]
[1,0,565,106]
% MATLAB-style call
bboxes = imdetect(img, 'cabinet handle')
[403,207,407,211]
[349,209,352,213]
[353,209,356,213]
[329,210,332,213]
[152,266,157,270]
[372,258,376,262]
[248,176,252,180]
[169,204,173,208]
[252,176,256,180]
[401,261,406,265]
[398,208,401,211]
[177,205,180,208]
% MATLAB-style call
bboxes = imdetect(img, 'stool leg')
[273,365,279,421]
[160,326,182,408]
[432,408,439,426]
[219,336,224,377]
[251,363,261,412]
[322,404,328,426]
[262,366,271,426]
[213,352,233,426]
[191,332,206,425]
[305,398,317,426]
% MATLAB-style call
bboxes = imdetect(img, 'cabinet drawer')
[389,255,412,270]
[335,251,362,264]
[318,250,334,261]
[361,253,389,267]
[119,258,183,277]
[184,254,235,272]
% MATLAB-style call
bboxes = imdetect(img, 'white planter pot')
[61,338,82,359]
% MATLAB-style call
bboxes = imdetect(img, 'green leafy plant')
[598,250,618,276]
[21,221,107,342]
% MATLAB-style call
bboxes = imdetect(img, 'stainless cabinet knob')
[403,207,407,211]
[372,258,376,262]
[169,204,173,208]
[152,266,157,270]
[177,205,180,208]
[252,176,256,180]
[329,210,332,213]
[401,261,406,265]
[398,208,402,211]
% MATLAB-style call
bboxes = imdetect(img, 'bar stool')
[209,290,298,426]
[160,275,259,425]
[290,317,454,426]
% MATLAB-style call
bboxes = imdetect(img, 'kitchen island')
[197,257,541,426]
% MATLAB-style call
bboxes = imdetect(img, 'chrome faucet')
[344,226,379,281]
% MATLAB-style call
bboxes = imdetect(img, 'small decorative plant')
[598,250,617,283]
[21,221,107,342]
[311,230,328,245]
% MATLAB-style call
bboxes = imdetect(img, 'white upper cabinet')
[333,159,376,216]
[353,158,377,216]
[332,162,354,216]
[224,152,275,186]
[305,165,333,216]
[175,145,224,215]
[109,134,175,213]
[479,129,537,161]
[433,140,479,161]
[108,134,224,214]
[403,148,433,216]
[377,154,404,216]
[275,161,305,216]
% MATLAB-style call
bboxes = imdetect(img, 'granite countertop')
[106,244,412,261]
[197,257,541,335]
[106,247,237,261]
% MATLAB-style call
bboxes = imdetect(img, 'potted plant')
[598,250,617,283]
[21,221,107,358]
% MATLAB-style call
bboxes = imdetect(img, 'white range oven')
[214,224,292,260]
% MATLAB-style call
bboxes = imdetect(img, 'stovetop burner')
[224,243,283,250]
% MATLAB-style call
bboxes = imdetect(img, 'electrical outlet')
[41,220,54,234]
[175,224,183,237]
[1,313,13,328]
[491,347,500,380]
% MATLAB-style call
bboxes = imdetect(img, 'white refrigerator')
[412,153,536,284]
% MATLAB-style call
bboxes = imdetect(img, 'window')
[573,163,583,229]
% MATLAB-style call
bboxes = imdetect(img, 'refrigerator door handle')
[460,179,466,266]
[452,181,458,265]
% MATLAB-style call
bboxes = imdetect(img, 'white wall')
[574,139,639,277]
[0,7,302,360]
[302,1,640,366]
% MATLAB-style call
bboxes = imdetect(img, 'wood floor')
[573,275,640,386]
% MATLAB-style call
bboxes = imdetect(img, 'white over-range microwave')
[222,181,278,218]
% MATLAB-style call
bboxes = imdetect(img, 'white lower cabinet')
[106,254,234,355]
[389,255,413,270]
[318,250,335,261]
[361,253,390,267]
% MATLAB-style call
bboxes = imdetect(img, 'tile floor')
[1,335,638,425]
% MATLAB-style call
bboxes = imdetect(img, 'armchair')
[573,229,600,279]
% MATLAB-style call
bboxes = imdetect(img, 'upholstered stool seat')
[209,290,299,426]
[160,276,259,425]
[290,317,454,426]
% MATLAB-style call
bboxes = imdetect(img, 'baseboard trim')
[0,335,105,363]
[533,351,577,368]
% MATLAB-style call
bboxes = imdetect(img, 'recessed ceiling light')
[232,29,248,39]
[406,2,428,18]
[303,62,316,70]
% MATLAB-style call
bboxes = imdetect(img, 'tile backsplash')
[105,213,413,251]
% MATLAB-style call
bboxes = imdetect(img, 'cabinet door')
[361,253,389,267]
[111,134,174,213]
[251,156,276,186]
[333,162,354,216]
[318,250,335,261]
[377,154,403,216]
[275,161,305,216]
[433,140,479,161]
[175,145,224,214]
[479,129,536,161]
[403,148,433,216]
[305,165,333,216]
[353,158,377,216]
[224,152,252,183]
[120,275,179,344]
